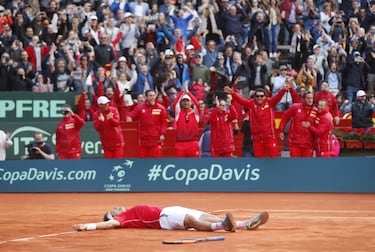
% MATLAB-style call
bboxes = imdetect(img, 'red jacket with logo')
[232,89,286,142]
[93,106,125,151]
[128,102,167,147]
[279,103,318,148]
[56,114,85,155]
[209,105,238,154]
[173,91,200,142]
[308,108,334,152]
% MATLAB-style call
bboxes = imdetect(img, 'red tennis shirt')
[115,205,163,228]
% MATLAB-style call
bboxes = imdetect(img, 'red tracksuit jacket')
[56,115,85,155]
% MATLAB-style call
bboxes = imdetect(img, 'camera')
[25,142,41,155]
[61,107,70,115]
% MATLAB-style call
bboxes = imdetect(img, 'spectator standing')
[224,84,289,158]
[350,90,374,131]
[279,91,318,157]
[302,99,334,157]
[279,0,302,45]
[126,90,168,158]
[0,130,12,161]
[264,0,282,58]
[11,67,33,91]
[220,3,247,51]
[56,104,85,159]
[271,65,295,111]
[133,63,155,96]
[94,33,115,68]
[0,51,14,91]
[93,96,125,158]
[119,12,139,58]
[25,35,50,73]
[172,86,201,157]
[209,96,238,157]
[22,132,55,160]
[342,51,371,103]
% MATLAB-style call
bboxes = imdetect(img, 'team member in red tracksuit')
[279,91,318,157]
[56,104,85,159]
[173,85,201,157]
[209,96,238,157]
[93,96,125,158]
[302,99,334,157]
[224,85,289,157]
[314,80,340,125]
[127,90,168,157]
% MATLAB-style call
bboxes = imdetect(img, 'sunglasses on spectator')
[255,94,265,98]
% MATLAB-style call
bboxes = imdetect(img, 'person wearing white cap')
[93,96,125,158]
[349,90,373,131]
[172,84,201,157]
[119,11,138,58]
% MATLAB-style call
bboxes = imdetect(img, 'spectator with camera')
[56,104,85,159]
[0,51,15,91]
[22,132,55,160]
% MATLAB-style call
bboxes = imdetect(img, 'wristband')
[86,223,97,231]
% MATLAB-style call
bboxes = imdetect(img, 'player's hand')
[160,134,165,142]
[72,224,86,231]
[99,113,105,121]
[224,86,233,94]
[279,132,284,141]
[106,112,113,119]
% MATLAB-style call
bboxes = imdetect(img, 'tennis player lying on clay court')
[72,205,269,232]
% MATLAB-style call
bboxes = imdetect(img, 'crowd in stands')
[1,0,375,158]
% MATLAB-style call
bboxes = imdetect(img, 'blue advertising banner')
[0,157,374,193]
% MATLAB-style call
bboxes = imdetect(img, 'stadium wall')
[0,158,374,193]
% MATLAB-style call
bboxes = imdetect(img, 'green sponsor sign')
[3,121,103,160]
[0,92,76,122]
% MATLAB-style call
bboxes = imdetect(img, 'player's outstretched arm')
[73,219,121,231]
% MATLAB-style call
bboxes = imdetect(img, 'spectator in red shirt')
[55,104,85,159]
[93,96,125,158]
[172,86,201,157]
[127,90,168,157]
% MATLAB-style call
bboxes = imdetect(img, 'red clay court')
[1,192,374,251]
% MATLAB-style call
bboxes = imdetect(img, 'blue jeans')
[281,21,294,45]
[346,85,360,104]
[267,24,280,53]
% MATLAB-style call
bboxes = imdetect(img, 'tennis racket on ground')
[162,235,225,244]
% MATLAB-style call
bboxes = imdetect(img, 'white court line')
[209,209,375,214]
[235,215,375,220]
[0,231,76,245]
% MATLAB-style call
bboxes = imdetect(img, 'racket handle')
[206,236,225,241]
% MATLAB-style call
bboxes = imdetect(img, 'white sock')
[210,222,223,230]
[236,220,247,229]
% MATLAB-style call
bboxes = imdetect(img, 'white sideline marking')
[209,209,375,214]
[0,231,76,245]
